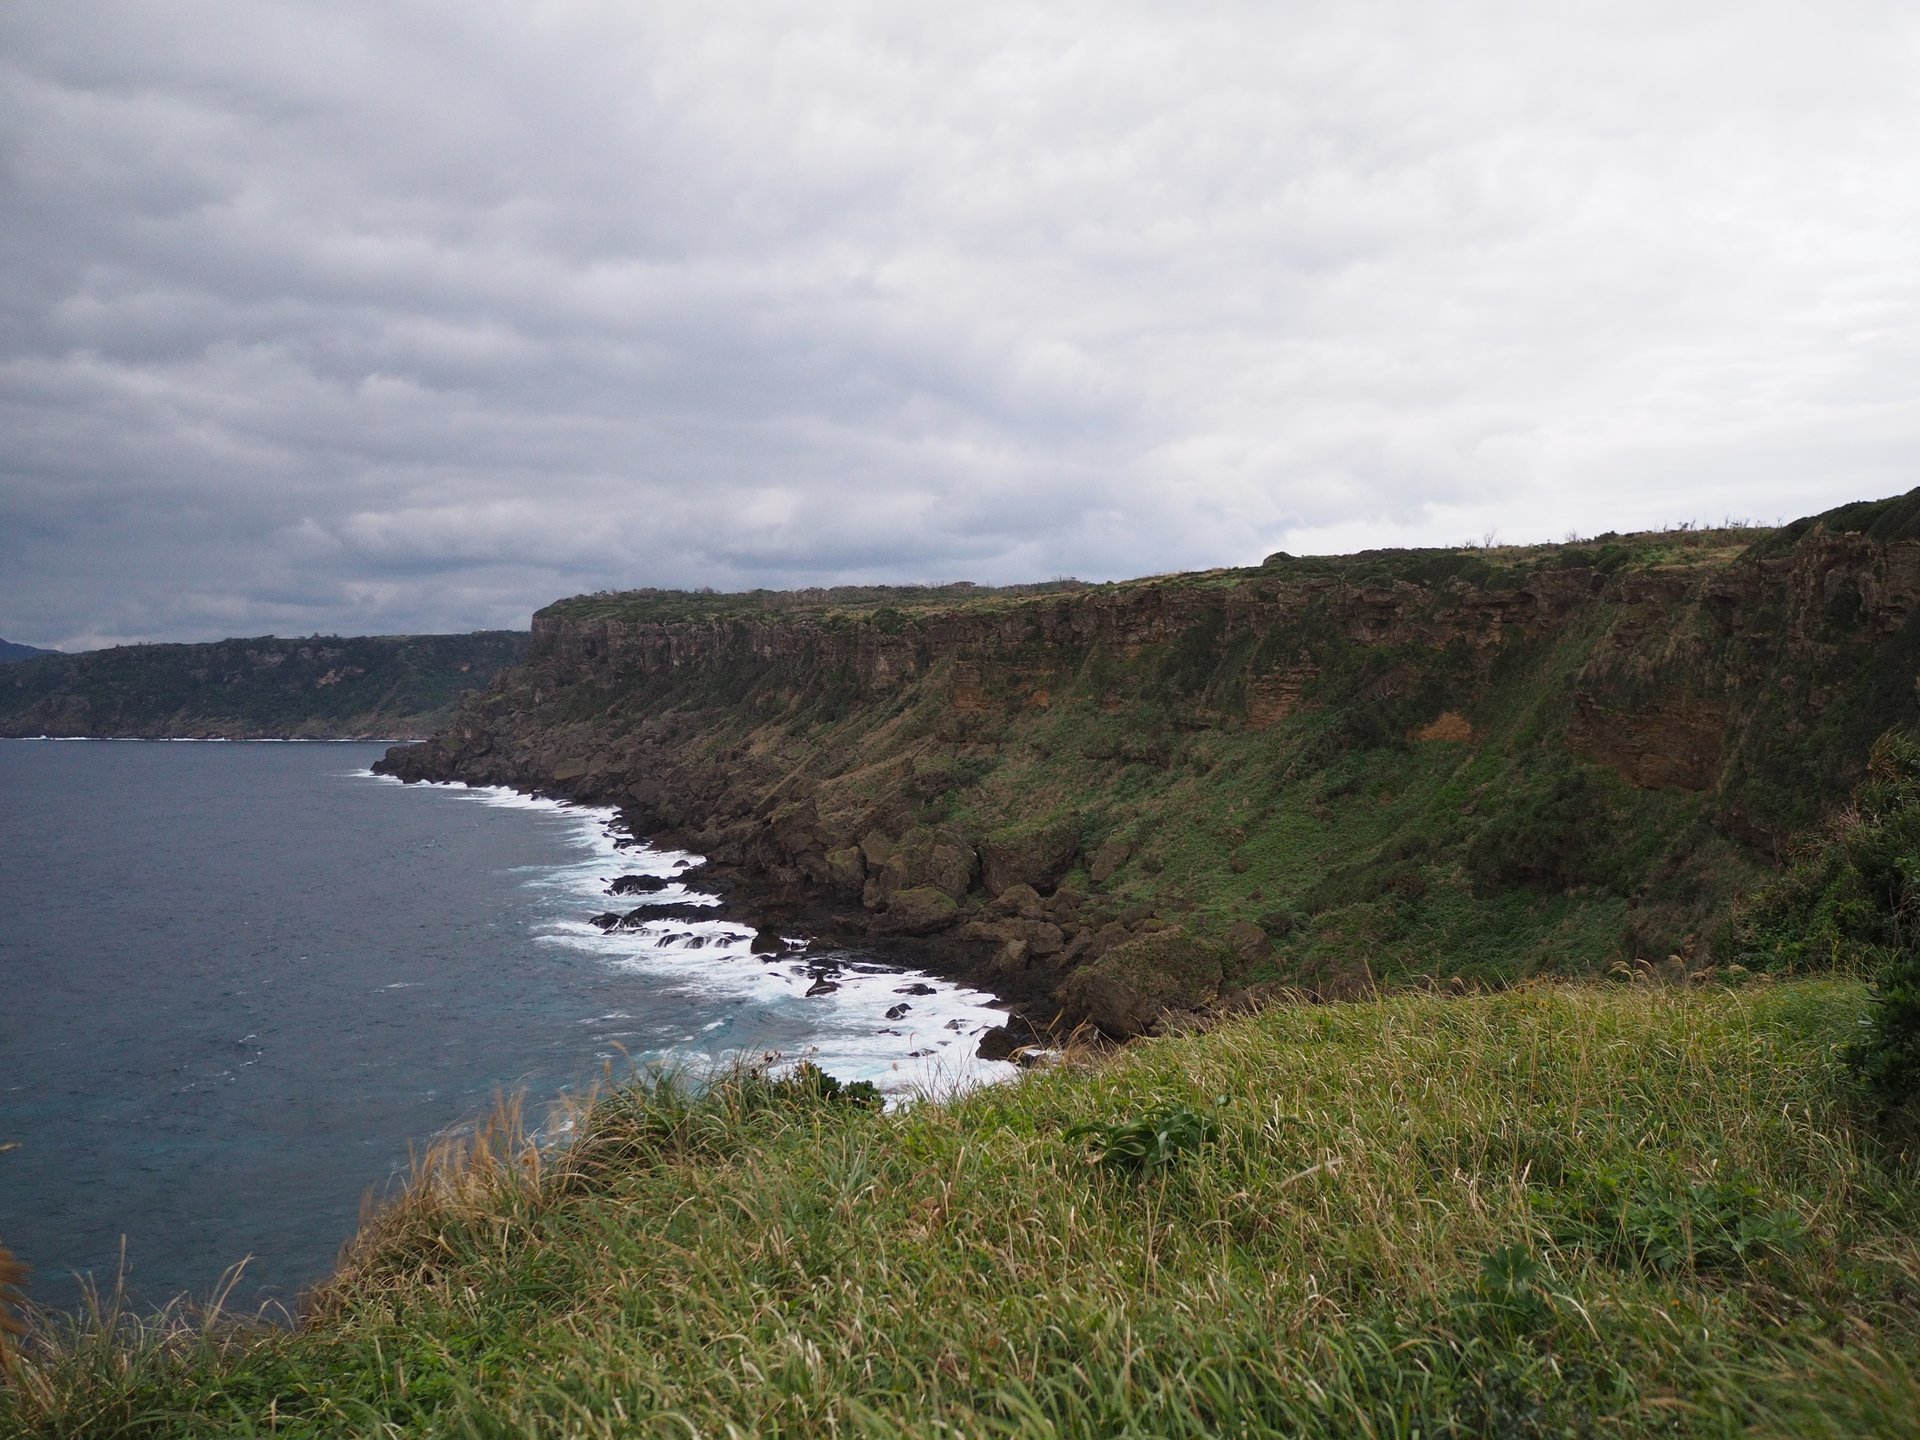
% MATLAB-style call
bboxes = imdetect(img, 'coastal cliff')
[379,491,1920,1037]
[0,631,531,740]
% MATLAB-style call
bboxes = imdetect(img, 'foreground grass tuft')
[5,980,1918,1436]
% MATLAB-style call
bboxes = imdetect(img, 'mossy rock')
[824,845,866,897]
[875,826,977,902]
[871,886,960,937]
[979,816,1081,896]
[1057,928,1234,1038]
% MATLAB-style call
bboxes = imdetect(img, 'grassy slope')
[535,528,1775,989]
[7,979,1917,1437]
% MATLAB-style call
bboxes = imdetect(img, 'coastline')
[371,737,1064,1062]
[359,769,1031,1090]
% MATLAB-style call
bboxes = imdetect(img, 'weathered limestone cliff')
[380,492,1920,1039]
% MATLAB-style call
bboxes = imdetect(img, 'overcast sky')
[3,2,1917,648]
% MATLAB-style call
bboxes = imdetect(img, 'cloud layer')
[4,1,1917,646]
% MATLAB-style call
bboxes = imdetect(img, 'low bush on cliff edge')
[1731,730,1920,1120]
[6,980,1919,1438]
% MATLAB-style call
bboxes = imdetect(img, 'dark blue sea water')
[0,740,1010,1314]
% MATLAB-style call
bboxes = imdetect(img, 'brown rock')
[979,816,1080,896]
[870,886,960,936]
[1085,921,1131,963]
[1056,928,1234,1038]
[991,883,1045,919]
[1224,919,1272,961]
[1045,885,1086,921]
[1088,835,1132,883]
[873,825,977,903]
[824,845,866,898]
[955,918,1021,944]
[1021,921,1065,957]
[990,938,1029,974]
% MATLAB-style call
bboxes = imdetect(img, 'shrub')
[1729,730,1920,1114]
[1065,1102,1220,1175]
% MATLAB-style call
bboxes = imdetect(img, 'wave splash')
[354,769,1018,1100]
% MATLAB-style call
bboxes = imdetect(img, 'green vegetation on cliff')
[385,495,1920,1032]
[0,632,531,740]
[6,979,1916,1436]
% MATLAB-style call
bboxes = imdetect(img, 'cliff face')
[380,494,1920,1036]
[0,631,531,740]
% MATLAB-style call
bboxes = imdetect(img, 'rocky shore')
[377,756,1248,1058]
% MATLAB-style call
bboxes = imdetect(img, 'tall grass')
[5,980,1917,1437]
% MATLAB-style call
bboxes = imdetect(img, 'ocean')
[0,739,1012,1313]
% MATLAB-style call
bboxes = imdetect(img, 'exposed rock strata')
[378,497,1920,1038]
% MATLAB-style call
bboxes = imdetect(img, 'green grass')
[7,979,1917,1437]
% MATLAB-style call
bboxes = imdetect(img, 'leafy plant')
[1731,730,1920,1115]
[1852,947,1920,1117]
[771,1061,883,1111]
[1450,1245,1557,1338]
[1540,1165,1804,1275]
[1065,1102,1220,1174]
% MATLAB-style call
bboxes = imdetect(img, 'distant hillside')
[0,632,530,740]
[0,637,60,664]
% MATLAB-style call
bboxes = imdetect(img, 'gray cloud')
[2,0,1917,647]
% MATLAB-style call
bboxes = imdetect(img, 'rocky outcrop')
[1056,929,1236,1038]
[978,817,1081,897]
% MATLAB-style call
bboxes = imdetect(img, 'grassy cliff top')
[537,523,1776,630]
[7,977,1916,1436]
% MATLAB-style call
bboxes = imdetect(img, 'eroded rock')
[979,816,1080,896]
[1088,835,1132,884]
[1057,928,1235,1038]
[869,885,960,936]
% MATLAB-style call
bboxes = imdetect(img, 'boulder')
[1224,919,1273,962]
[1084,921,1131,963]
[979,816,1081,896]
[1045,886,1087,923]
[872,826,976,903]
[607,873,673,896]
[956,918,1021,944]
[990,883,1045,919]
[1088,835,1132,884]
[1057,928,1235,1038]
[1020,920,1065,957]
[991,938,1030,974]
[825,845,867,898]
[870,885,960,936]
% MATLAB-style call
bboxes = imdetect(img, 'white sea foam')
[358,772,1020,1100]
